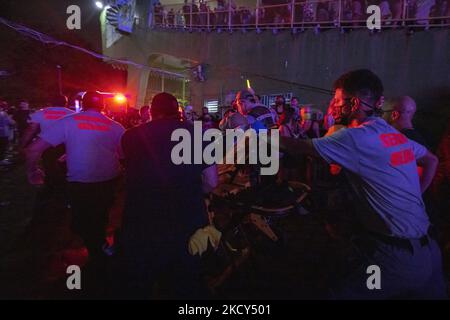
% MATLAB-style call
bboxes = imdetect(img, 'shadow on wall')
[414,86,450,150]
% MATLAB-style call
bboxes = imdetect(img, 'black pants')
[0,137,8,160]
[68,178,118,264]
[112,191,207,299]
[42,145,66,192]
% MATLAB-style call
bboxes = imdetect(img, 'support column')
[127,66,150,107]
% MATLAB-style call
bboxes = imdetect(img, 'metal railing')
[150,0,450,31]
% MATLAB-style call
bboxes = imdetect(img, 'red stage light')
[114,93,127,103]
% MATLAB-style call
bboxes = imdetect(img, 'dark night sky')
[2,0,103,50]
[0,0,127,104]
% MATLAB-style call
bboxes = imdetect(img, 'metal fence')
[150,0,450,31]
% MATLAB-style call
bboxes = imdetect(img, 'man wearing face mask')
[234,89,275,131]
[230,89,276,186]
[278,69,446,299]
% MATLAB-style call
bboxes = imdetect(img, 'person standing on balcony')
[167,8,175,27]
[182,0,192,27]
[389,0,403,26]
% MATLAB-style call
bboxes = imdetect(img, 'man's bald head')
[385,96,417,129]
[393,96,417,117]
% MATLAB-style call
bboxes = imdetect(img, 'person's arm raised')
[279,137,320,158]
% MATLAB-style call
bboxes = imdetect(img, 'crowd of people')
[1,67,449,299]
[152,0,450,30]
[0,100,35,165]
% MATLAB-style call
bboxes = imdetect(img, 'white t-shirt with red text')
[312,117,429,239]
[40,110,125,183]
[29,107,74,133]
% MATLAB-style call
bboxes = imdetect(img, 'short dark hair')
[49,94,68,107]
[82,91,104,110]
[333,69,384,104]
[151,92,179,119]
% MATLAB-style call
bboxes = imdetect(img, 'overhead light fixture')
[95,1,104,9]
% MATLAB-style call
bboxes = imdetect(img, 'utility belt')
[368,226,436,252]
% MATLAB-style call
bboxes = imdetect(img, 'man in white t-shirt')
[26,91,125,280]
[22,95,74,145]
[278,69,446,299]
[21,94,74,192]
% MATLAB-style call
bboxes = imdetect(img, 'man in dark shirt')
[383,96,428,147]
[383,96,440,224]
[115,92,217,299]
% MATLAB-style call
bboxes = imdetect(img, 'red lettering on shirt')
[77,122,110,131]
[380,133,408,147]
[390,148,415,166]
[74,115,111,126]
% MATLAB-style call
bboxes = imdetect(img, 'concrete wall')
[102,5,450,145]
